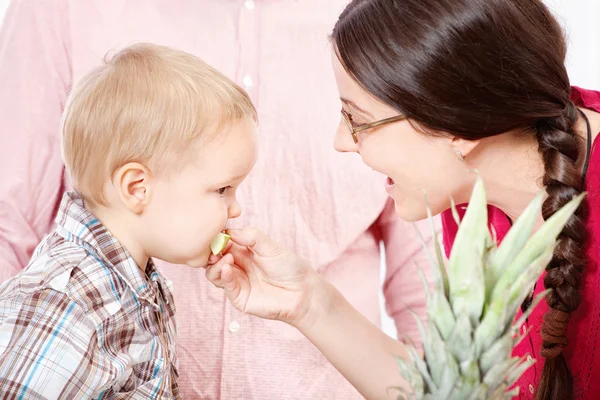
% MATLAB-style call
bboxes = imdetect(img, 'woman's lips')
[386,176,395,193]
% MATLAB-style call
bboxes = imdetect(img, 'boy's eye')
[217,186,231,196]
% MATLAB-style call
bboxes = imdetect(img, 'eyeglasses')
[341,109,407,143]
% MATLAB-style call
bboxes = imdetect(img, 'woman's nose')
[333,121,359,153]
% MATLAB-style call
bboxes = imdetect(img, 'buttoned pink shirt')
[0,1,438,398]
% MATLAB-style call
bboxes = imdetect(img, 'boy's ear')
[114,162,152,214]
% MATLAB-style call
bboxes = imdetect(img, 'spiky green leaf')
[447,178,487,326]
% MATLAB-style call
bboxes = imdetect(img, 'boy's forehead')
[199,121,258,179]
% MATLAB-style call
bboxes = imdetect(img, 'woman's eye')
[349,113,365,127]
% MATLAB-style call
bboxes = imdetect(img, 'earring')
[455,149,465,162]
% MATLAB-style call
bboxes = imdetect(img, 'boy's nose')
[228,199,242,219]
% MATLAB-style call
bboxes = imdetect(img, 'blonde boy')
[0,43,257,398]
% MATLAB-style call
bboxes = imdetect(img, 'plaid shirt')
[0,192,180,399]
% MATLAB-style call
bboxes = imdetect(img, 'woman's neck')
[466,108,597,225]
[473,132,546,225]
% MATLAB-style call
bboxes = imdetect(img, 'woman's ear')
[451,137,481,161]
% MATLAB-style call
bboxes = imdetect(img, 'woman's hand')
[205,227,327,328]
[206,227,410,400]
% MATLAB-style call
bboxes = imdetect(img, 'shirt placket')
[149,273,180,398]
[219,2,261,399]
[236,0,260,103]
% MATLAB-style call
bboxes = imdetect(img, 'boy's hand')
[204,227,322,327]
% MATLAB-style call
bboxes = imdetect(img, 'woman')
[206,0,600,398]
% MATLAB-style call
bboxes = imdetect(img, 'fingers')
[221,263,249,310]
[223,242,254,269]
[205,264,223,288]
[208,253,221,265]
[226,227,283,257]
[207,241,234,264]
[205,253,233,288]
[221,264,236,293]
[209,252,233,268]
[206,261,249,313]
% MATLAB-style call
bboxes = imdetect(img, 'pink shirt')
[0,1,438,398]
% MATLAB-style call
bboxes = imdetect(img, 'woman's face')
[332,52,470,221]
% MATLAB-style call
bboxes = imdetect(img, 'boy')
[0,43,257,398]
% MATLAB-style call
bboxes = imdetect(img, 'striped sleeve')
[0,289,115,399]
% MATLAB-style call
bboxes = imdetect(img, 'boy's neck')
[86,202,150,277]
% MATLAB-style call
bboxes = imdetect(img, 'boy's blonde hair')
[61,43,257,205]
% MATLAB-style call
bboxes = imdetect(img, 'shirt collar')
[55,192,162,309]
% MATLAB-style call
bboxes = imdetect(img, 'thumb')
[226,227,283,257]
[221,264,243,305]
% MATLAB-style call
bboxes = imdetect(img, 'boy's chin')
[185,257,211,269]
[159,247,214,268]
[159,251,210,269]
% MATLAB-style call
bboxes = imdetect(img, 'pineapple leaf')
[487,192,544,294]
[505,356,536,387]
[475,246,554,355]
[435,364,459,400]
[428,291,455,341]
[424,191,449,297]
[503,387,520,399]
[480,330,512,374]
[513,289,551,328]
[413,220,447,298]
[490,193,585,299]
[482,356,520,388]
[446,313,473,363]
[409,308,429,357]
[425,319,456,387]
[415,261,432,300]
[451,359,481,400]
[406,345,438,393]
[488,382,511,400]
[502,247,554,328]
[397,357,425,398]
[448,177,487,326]
[467,384,488,400]
[450,197,461,227]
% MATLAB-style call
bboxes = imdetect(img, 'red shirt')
[441,87,600,399]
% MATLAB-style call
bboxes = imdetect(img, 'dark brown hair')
[332,1,587,398]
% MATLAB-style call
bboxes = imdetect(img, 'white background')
[0,1,598,338]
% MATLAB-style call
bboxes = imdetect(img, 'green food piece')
[210,232,231,255]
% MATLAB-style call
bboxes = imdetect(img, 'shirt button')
[522,325,527,335]
[242,75,253,88]
[529,384,535,394]
[229,320,241,333]
[244,0,255,10]
[527,355,533,362]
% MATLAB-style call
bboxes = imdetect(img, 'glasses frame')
[341,109,407,143]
